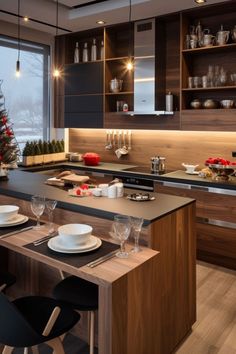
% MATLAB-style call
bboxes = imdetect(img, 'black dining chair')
[53,276,98,354]
[0,270,16,291]
[0,291,80,354]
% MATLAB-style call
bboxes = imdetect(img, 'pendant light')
[126,0,133,71]
[16,0,21,77]
[53,0,60,77]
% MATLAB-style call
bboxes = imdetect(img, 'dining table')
[0,224,160,354]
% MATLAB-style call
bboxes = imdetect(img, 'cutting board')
[61,174,90,184]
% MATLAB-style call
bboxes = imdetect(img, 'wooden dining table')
[0,226,160,354]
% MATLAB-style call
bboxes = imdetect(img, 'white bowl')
[182,163,199,174]
[0,205,19,222]
[58,223,93,246]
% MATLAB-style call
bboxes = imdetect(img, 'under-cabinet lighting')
[96,20,106,25]
[126,60,133,71]
[23,16,29,22]
[194,0,206,4]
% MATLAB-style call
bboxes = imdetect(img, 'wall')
[69,128,236,171]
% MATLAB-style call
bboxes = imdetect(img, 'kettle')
[200,29,215,47]
[216,25,230,46]
[109,78,123,93]
[151,156,166,174]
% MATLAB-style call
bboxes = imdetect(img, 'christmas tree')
[0,81,19,175]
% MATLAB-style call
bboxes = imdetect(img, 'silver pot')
[151,156,165,174]
[109,78,123,93]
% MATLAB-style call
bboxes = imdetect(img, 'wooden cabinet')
[180,3,236,131]
[155,181,236,270]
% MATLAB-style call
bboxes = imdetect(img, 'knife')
[87,249,118,268]
[0,226,34,239]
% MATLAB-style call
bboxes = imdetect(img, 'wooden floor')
[10,261,236,354]
[176,261,236,354]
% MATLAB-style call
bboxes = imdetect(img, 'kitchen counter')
[21,161,236,192]
[0,169,194,225]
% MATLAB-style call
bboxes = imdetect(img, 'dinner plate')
[0,214,29,227]
[48,236,102,254]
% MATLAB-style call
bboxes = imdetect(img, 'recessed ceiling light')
[194,0,206,4]
[96,20,106,25]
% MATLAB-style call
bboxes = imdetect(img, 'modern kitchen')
[0,0,236,353]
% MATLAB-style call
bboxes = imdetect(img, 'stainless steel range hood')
[128,18,173,116]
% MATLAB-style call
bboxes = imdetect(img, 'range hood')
[128,18,173,116]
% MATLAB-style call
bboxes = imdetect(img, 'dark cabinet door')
[63,61,104,127]
[64,95,103,128]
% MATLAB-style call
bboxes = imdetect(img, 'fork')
[33,231,58,246]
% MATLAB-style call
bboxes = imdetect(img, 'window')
[0,35,50,153]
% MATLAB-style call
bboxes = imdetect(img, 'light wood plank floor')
[176,261,236,354]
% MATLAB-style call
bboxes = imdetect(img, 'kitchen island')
[0,169,196,354]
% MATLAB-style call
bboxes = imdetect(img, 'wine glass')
[112,214,131,258]
[30,195,45,230]
[130,217,143,253]
[45,199,57,234]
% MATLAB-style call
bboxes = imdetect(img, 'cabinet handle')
[162,181,191,189]
[197,217,236,230]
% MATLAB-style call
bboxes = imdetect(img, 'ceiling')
[0,0,229,35]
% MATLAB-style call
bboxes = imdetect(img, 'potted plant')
[21,141,34,166]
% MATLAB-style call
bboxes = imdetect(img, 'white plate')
[185,171,199,175]
[0,214,29,227]
[48,236,102,254]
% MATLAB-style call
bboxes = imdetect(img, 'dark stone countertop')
[0,170,194,225]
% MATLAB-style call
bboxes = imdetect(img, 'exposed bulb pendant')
[16,0,21,78]
[127,0,133,71]
[53,0,60,78]
[126,60,133,71]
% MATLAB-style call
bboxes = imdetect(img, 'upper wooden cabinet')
[180,2,236,131]
[54,1,236,131]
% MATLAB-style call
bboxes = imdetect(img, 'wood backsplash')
[69,129,236,171]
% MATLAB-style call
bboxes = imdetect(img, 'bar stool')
[0,291,80,354]
[53,276,98,354]
[0,270,16,291]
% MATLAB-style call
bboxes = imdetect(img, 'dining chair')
[0,270,16,291]
[0,291,80,354]
[53,275,98,354]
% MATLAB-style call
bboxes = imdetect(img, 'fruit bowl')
[206,163,236,181]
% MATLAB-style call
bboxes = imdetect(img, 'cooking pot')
[83,152,100,166]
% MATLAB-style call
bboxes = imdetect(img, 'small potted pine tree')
[22,141,34,166]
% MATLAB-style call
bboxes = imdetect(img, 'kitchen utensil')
[58,223,93,246]
[45,199,57,234]
[111,215,131,258]
[130,216,143,253]
[33,231,58,246]
[105,130,112,150]
[83,152,100,166]
[151,156,165,174]
[109,78,123,93]
[182,163,199,174]
[0,205,19,223]
[200,30,215,47]
[30,195,45,230]
[86,249,118,268]
[216,25,229,45]
[190,99,202,109]
[48,235,102,254]
[0,226,33,239]
[207,163,236,181]
[220,100,234,108]
[0,214,29,228]
[202,99,218,109]
[128,130,132,150]
[127,193,155,201]
[193,76,202,88]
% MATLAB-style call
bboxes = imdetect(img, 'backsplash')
[69,128,236,171]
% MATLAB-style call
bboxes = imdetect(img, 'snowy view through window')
[0,39,50,155]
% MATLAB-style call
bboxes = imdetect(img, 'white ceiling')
[0,0,229,35]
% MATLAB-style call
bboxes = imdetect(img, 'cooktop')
[123,166,169,175]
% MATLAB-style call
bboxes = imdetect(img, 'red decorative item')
[83,152,100,166]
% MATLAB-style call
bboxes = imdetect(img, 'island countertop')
[0,169,194,225]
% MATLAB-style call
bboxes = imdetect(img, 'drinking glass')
[45,199,57,234]
[30,195,45,230]
[112,215,131,258]
[130,217,144,253]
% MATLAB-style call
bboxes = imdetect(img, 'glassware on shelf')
[91,38,97,61]
[111,214,131,258]
[30,195,45,230]
[74,42,80,63]
[219,67,227,86]
[207,65,214,87]
[45,199,57,234]
[82,42,89,62]
[130,217,143,253]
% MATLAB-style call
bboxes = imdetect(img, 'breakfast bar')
[0,169,196,354]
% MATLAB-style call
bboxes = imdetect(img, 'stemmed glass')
[30,195,45,230]
[130,217,144,253]
[45,199,57,234]
[112,214,131,258]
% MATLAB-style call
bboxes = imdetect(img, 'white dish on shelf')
[48,235,102,254]
[0,214,29,227]
[185,171,199,175]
